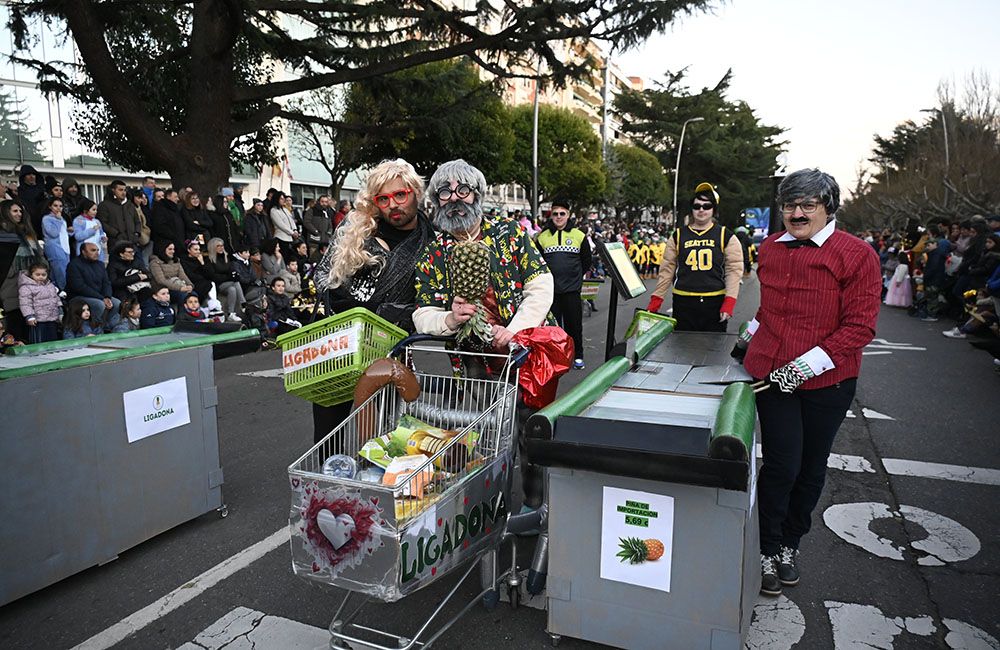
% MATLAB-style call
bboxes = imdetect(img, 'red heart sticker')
[370,497,379,505]
[463,496,469,505]
[485,479,490,488]
[291,478,300,488]
[312,562,320,572]
[463,539,470,549]
[431,567,437,576]
[437,518,443,527]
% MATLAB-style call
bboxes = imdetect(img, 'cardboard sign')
[600,486,675,592]
[122,377,192,443]
[283,324,360,374]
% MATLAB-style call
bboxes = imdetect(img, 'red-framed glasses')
[372,188,414,208]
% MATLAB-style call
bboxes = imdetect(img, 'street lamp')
[673,117,704,227]
[920,107,950,208]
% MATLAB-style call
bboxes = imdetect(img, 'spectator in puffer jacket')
[141,286,176,329]
[18,263,62,344]
[66,242,120,330]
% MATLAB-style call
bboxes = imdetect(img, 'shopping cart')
[580,278,604,317]
[288,335,531,649]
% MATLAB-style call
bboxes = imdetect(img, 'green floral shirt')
[415,217,550,324]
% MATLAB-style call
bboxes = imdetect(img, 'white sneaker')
[942,327,966,339]
[227,313,242,322]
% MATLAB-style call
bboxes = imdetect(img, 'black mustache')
[790,217,810,223]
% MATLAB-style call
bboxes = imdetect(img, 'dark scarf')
[338,211,434,330]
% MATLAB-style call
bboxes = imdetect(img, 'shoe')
[942,327,966,339]
[920,316,939,322]
[778,546,799,586]
[227,313,242,322]
[573,358,585,370]
[760,554,782,596]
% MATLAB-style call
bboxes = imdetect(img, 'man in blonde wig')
[312,158,435,442]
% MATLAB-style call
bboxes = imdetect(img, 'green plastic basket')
[276,307,407,407]
[625,309,677,339]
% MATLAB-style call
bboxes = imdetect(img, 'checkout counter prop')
[526,312,760,650]
[0,324,260,607]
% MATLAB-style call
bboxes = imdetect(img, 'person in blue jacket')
[140,285,176,329]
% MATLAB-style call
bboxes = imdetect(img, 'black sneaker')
[760,554,782,596]
[778,546,799,586]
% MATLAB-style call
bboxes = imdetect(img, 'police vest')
[673,223,731,296]
[537,227,585,294]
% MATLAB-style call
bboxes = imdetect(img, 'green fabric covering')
[633,320,675,361]
[708,382,756,462]
[529,356,632,437]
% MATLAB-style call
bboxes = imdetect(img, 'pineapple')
[449,239,493,344]
[616,537,664,564]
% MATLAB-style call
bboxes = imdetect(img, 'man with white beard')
[412,159,553,515]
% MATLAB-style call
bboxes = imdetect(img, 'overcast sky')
[617,0,999,196]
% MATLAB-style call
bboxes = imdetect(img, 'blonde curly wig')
[327,159,424,288]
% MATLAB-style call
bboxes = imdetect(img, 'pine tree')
[0,87,45,163]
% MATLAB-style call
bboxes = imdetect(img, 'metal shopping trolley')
[288,335,530,649]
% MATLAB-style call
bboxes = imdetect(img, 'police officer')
[647,182,743,331]
[537,198,591,369]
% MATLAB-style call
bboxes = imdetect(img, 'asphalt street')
[1,272,998,650]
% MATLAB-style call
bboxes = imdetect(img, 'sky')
[617,0,1000,196]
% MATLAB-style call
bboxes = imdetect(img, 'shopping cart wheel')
[217,504,229,518]
[549,633,562,647]
[482,589,500,611]
[507,583,520,609]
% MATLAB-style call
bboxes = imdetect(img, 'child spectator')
[72,199,108,263]
[885,251,913,307]
[18,263,62,344]
[111,298,143,333]
[63,299,101,338]
[176,292,207,322]
[141,286,176,329]
[267,277,299,329]
[279,258,302,297]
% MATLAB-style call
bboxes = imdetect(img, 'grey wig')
[778,168,840,215]
[427,159,487,200]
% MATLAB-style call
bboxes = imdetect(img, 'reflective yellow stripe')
[672,287,725,297]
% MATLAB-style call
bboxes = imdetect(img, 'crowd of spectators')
[858,214,1000,368]
[1,167,339,346]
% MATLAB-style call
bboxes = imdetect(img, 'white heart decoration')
[317,509,356,551]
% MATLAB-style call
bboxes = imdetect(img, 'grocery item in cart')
[321,454,357,479]
[382,456,433,498]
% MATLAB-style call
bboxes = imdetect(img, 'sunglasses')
[436,183,474,202]
[372,188,414,209]
[692,203,715,211]
[552,210,569,217]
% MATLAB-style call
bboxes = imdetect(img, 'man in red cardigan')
[733,168,881,597]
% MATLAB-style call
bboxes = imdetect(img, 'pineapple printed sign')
[600,486,675,592]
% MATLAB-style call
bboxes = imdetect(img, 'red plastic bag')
[511,326,574,409]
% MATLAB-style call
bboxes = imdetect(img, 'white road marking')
[177,606,327,650]
[824,601,999,650]
[864,344,927,351]
[883,459,1000,487]
[72,527,290,650]
[863,351,893,356]
[238,368,284,378]
[754,444,875,473]
[745,595,805,650]
[823,503,980,566]
[861,408,895,420]
[869,338,923,347]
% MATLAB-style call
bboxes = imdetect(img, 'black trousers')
[312,400,353,445]
[755,378,857,555]
[672,293,726,332]
[550,291,584,360]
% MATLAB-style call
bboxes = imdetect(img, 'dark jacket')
[969,251,1000,289]
[243,209,270,250]
[66,255,113,300]
[232,256,263,290]
[267,288,295,322]
[61,177,83,220]
[211,208,243,254]
[181,205,213,243]
[303,205,334,244]
[17,164,45,234]
[206,254,237,286]
[150,198,185,251]
[536,224,592,294]
[99,198,141,247]
[107,254,152,302]
[140,299,175,329]
[179,255,214,302]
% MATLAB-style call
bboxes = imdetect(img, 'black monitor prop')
[595,239,647,360]
[597,240,646,300]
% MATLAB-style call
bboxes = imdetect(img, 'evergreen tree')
[0,87,45,163]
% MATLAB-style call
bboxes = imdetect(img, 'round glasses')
[372,188,414,209]
[436,183,474,202]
